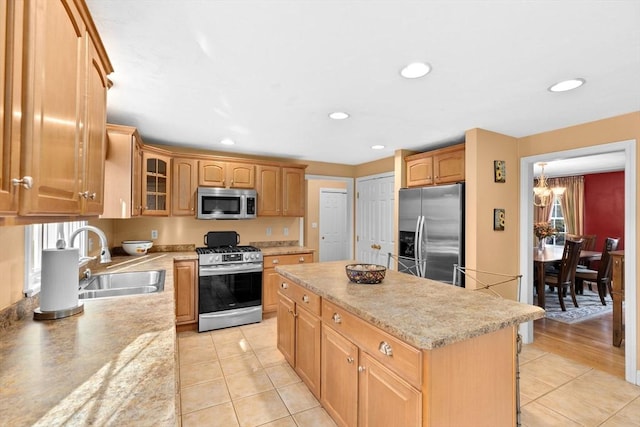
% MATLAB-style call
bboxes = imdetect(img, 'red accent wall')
[583,171,624,251]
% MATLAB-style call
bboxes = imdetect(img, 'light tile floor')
[179,317,640,427]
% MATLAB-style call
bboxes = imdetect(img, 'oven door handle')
[199,264,264,276]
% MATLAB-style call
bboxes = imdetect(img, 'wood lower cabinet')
[358,352,421,427]
[172,157,198,216]
[277,273,518,427]
[277,277,321,398]
[321,324,359,427]
[406,143,465,188]
[174,259,198,328]
[263,252,313,313]
[322,300,422,427]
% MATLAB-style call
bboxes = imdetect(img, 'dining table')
[533,245,601,308]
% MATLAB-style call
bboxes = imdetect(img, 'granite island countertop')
[276,260,544,350]
[0,251,197,427]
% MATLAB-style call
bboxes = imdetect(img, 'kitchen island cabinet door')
[295,305,321,399]
[277,294,296,365]
[358,352,421,427]
[321,325,358,427]
[174,259,198,327]
[20,0,86,215]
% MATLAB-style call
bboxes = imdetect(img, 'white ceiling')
[85,1,640,166]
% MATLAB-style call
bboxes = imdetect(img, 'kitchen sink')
[79,269,165,300]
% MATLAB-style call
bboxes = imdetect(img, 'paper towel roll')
[40,248,79,312]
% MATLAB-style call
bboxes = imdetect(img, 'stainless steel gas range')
[196,232,263,332]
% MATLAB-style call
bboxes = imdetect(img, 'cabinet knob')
[346,356,354,364]
[332,313,342,324]
[79,191,97,200]
[272,259,279,264]
[280,282,288,289]
[378,341,393,356]
[358,366,366,372]
[298,257,305,263]
[302,295,309,303]
[11,176,33,189]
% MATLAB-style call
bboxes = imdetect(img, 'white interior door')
[319,188,349,262]
[356,174,395,266]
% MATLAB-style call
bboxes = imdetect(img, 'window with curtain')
[24,221,88,296]
[549,196,566,246]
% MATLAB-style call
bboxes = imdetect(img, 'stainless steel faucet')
[69,225,112,264]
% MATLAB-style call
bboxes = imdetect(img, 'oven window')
[202,196,241,215]
[199,271,262,313]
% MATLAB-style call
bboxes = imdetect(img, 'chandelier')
[533,162,565,207]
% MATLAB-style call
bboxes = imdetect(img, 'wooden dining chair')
[574,237,620,305]
[544,239,583,311]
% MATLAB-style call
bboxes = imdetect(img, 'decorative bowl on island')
[122,240,153,256]
[345,264,386,284]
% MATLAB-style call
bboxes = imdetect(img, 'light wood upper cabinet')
[80,37,109,215]
[172,157,198,216]
[282,167,305,217]
[256,165,281,216]
[102,125,143,218]
[199,160,255,189]
[19,0,87,215]
[142,150,171,216]
[0,0,112,218]
[405,143,465,188]
[0,0,23,215]
[256,164,306,217]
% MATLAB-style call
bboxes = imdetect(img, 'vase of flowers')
[534,222,557,250]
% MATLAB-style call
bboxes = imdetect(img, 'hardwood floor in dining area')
[532,308,625,378]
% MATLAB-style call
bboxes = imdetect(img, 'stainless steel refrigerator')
[398,183,464,285]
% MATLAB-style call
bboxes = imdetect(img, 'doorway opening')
[519,139,637,384]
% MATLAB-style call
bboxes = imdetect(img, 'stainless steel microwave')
[197,187,257,220]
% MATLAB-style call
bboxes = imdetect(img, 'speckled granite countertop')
[0,252,197,427]
[276,260,544,350]
[259,246,315,256]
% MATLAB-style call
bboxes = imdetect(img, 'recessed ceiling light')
[548,78,586,92]
[329,111,349,120]
[371,145,385,150]
[400,62,431,79]
[220,138,235,145]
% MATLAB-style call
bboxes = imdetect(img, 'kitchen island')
[0,252,196,426]
[275,260,544,427]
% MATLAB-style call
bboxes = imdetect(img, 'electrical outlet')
[266,227,272,236]
[151,230,158,239]
[283,227,289,236]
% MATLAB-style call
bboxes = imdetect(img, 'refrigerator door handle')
[416,215,425,277]
[414,216,421,277]
[420,215,427,277]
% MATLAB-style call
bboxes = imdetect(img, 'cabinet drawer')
[322,300,422,388]
[265,253,313,267]
[277,276,321,316]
